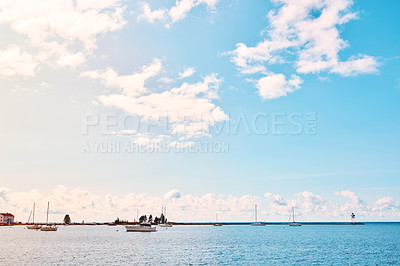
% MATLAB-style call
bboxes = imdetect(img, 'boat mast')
[46,202,49,224]
[292,207,295,223]
[255,204,257,223]
[33,203,35,224]
[27,209,32,224]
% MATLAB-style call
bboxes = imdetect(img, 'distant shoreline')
[1,222,369,226]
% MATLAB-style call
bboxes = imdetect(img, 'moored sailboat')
[251,204,266,226]
[213,214,222,226]
[159,206,172,227]
[125,222,157,232]
[289,207,301,226]
[40,202,58,231]
[27,203,41,230]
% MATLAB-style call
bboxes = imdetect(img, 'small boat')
[40,225,58,231]
[213,214,222,226]
[125,222,157,232]
[252,222,266,226]
[27,203,42,230]
[27,224,42,230]
[251,204,266,226]
[159,223,172,227]
[289,207,301,226]
[158,206,172,227]
[40,202,58,231]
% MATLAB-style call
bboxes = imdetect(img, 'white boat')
[159,223,172,227]
[40,202,58,231]
[214,214,222,226]
[159,206,172,227]
[289,207,301,226]
[27,224,42,230]
[125,222,157,232]
[27,203,42,230]
[40,225,58,231]
[251,204,266,226]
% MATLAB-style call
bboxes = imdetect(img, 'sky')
[0,0,399,222]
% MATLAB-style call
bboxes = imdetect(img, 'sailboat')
[251,204,266,226]
[158,223,172,227]
[213,214,222,226]
[159,206,172,227]
[289,207,301,226]
[27,203,41,230]
[40,202,58,231]
[125,222,157,232]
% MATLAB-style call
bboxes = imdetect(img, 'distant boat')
[27,203,41,230]
[251,204,266,226]
[159,206,172,227]
[107,222,117,226]
[40,202,58,231]
[159,223,172,227]
[213,214,222,226]
[125,222,157,232]
[289,207,301,226]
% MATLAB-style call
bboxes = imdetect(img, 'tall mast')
[33,203,35,224]
[255,204,257,223]
[46,202,49,224]
[28,209,32,223]
[292,207,295,223]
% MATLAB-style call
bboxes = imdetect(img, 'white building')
[0,213,15,224]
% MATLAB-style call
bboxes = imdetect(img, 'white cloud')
[178,67,196,79]
[82,58,162,97]
[330,55,379,76]
[335,190,363,205]
[228,0,379,99]
[159,77,175,84]
[0,0,126,77]
[0,186,258,222]
[138,0,218,28]
[139,3,167,24]
[255,74,303,100]
[264,192,287,206]
[265,190,400,221]
[164,189,181,200]
[0,45,38,78]
[81,58,227,144]
[372,197,397,212]
[1,186,399,222]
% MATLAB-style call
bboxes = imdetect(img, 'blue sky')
[0,0,399,222]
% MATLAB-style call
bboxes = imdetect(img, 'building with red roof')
[0,213,15,224]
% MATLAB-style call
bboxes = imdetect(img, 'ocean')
[1,223,399,265]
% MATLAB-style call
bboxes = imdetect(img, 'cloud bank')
[81,59,227,145]
[0,0,126,78]
[138,0,218,28]
[1,186,398,222]
[228,0,379,99]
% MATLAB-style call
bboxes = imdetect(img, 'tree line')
[114,213,168,224]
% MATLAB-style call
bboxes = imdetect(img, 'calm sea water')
[1,223,399,265]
